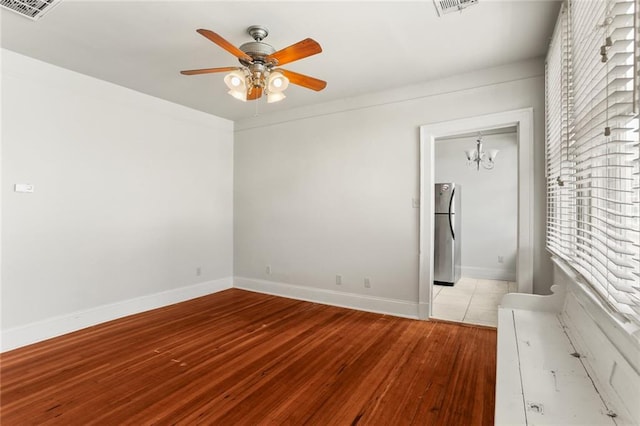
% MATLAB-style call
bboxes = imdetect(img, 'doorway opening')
[431,127,518,326]
[418,109,534,321]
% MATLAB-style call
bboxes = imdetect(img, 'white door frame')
[418,108,534,320]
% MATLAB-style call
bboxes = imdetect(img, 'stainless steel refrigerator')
[434,183,461,286]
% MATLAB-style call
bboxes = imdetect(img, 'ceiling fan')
[181,25,327,103]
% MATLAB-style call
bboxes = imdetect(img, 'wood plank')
[413,324,496,425]
[0,289,497,425]
[495,308,527,425]
[512,309,616,425]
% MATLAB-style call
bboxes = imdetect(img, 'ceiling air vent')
[1,0,62,21]
[433,0,478,16]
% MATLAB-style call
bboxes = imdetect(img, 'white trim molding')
[234,277,419,320]
[0,277,233,352]
[419,108,534,320]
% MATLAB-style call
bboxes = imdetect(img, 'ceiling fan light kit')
[224,70,248,101]
[181,25,326,104]
[266,71,289,103]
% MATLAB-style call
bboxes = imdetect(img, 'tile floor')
[431,277,517,327]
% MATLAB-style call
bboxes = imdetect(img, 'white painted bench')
[495,274,638,425]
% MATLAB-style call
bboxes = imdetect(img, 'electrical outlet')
[196,267,202,276]
[266,265,272,274]
[498,256,504,264]
[336,275,342,285]
[364,278,371,288]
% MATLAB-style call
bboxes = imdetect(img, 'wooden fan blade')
[266,38,322,66]
[247,86,263,101]
[196,29,253,63]
[180,67,239,75]
[278,69,327,91]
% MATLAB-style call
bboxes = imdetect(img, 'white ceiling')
[1,1,560,122]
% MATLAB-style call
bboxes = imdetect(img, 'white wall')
[1,50,234,343]
[435,133,518,281]
[234,58,552,314]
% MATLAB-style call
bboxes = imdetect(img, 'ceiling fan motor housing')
[239,25,278,67]
[239,41,276,65]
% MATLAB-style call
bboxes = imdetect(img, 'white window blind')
[546,4,573,257]
[546,0,640,323]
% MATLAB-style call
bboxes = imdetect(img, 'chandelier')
[465,135,499,170]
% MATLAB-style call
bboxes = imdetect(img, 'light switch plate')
[14,184,34,193]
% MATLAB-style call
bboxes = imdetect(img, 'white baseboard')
[1,277,232,352]
[234,277,419,319]
[462,266,516,281]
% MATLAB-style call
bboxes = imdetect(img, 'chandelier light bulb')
[267,92,286,103]
[224,70,247,92]
[228,90,247,102]
[267,71,289,93]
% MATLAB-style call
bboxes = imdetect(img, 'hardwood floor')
[1,289,496,425]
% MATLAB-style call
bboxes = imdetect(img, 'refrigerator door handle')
[448,188,455,240]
